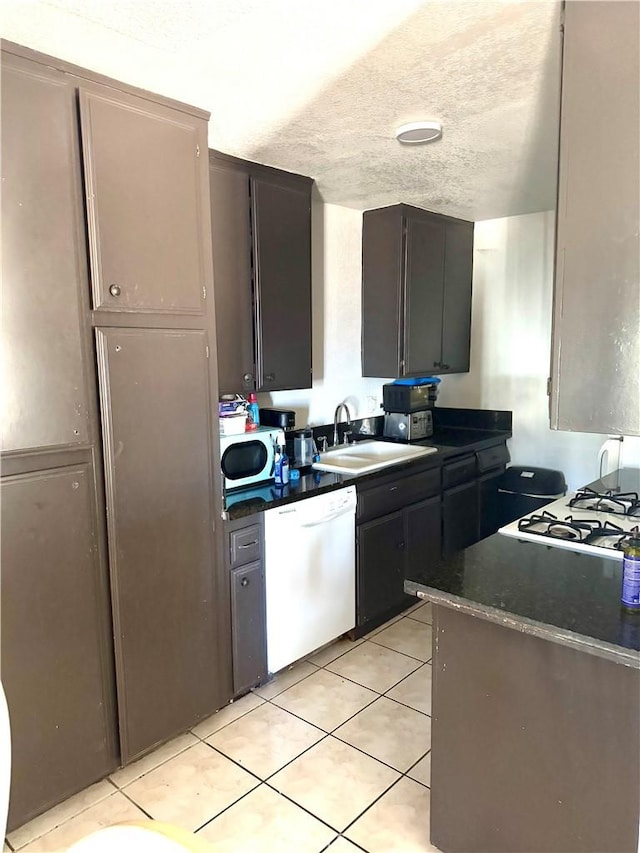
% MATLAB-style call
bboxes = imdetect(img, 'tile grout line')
[366,635,431,663]
[193,735,347,840]
[321,660,431,704]
[258,693,429,783]
[339,773,409,841]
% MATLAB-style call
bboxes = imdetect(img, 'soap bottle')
[246,392,260,431]
[621,535,640,612]
[274,438,289,486]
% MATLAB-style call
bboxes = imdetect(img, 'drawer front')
[442,455,477,489]
[477,443,510,473]
[358,466,441,522]
[230,524,262,567]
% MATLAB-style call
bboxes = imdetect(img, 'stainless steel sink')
[311,439,437,475]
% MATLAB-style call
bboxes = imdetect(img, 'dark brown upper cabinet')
[362,204,474,378]
[80,84,208,316]
[550,0,639,435]
[209,150,312,395]
[1,53,93,453]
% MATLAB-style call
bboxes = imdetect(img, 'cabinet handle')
[441,363,450,370]
[240,577,250,587]
[109,284,122,297]
[389,486,398,492]
[264,373,275,382]
[397,541,406,550]
[243,373,253,382]
[239,541,258,548]
[433,361,441,368]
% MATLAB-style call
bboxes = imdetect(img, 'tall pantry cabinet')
[1,42,230,830]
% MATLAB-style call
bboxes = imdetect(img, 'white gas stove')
[499,486,640,560]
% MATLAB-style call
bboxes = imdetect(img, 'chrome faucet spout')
[333,402,353,447]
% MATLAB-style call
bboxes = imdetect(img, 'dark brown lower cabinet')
[225,513,267,696]
[406,496,442,580]
[356,464,442,635]
[358,511,407,626]
[477,469,505,540]
[230,562,267,696]
[1,466,118,830]
[95,327,224,761]
[442,480,478,556]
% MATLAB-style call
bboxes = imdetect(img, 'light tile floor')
[6,602,440,852]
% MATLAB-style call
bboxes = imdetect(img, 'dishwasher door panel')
[264,486,356,674]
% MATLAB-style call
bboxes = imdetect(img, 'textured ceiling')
[2,0,562,220]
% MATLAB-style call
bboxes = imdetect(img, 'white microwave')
[219,426,284,491]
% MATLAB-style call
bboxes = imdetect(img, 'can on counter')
[621,536,640,611]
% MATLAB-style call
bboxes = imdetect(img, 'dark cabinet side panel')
[441,221,473,374]
[80,86,205,315]
[251,178,312,391]
[209,163,255,394]
[1,54,91,452]
[1,466,118,830]
[431,606,640,853]
[404,216,446,376]
[357,512,406,625]
[361,208,404,378]
[96,328,221,761]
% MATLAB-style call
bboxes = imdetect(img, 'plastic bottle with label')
[246,392,260,430]
[621,535,640,611]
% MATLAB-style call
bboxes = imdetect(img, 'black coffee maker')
[259,408,296,457]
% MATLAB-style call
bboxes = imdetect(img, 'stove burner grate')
[517,512,603,543]
[517,512,638,550]
[568,487,640,517]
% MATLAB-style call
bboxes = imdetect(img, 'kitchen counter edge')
[405,580,640,669]
[224,430,511,520]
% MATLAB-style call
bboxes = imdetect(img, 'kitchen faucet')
[333,402,352,447]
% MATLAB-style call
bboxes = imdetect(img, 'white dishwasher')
[264,485,357,674]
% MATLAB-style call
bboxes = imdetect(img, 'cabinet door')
[209,162,255,394]
[441,220,473,374]
[404,215,445,375]
[1,467,117,830]
[1,53,91,452]
[361,207,404,378]
[80,86,206,315]
[231,562,267,696]
[443,480,479,556]
[251,177,312,391]
[96,328,221,761]
[405,495,442,583]
[357,512,406,626]
[478,470,505,541]
[551,1,639,434]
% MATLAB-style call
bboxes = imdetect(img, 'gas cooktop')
[499,487,640,560]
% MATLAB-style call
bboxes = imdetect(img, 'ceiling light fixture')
[395,121,442,144]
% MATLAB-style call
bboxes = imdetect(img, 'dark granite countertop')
[224,427,511,519]
[405,532,640,668]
